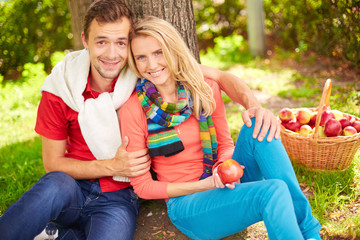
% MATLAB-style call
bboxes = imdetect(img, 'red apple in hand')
[279,108,294,123]
[324,119,342,137]
[217,159,244,184]
[343,126,357,136]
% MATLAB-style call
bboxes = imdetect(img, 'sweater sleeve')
[119,93,169,199]
[205,78,235,166]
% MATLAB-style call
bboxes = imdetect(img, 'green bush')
[194,0,247,50]
[200,34,253,69]
[0,0,72,80]
[264,0,360,67]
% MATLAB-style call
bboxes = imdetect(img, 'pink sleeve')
[205,78,235,165]
[119,93,169,199]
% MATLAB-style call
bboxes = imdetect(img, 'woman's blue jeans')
[0,171,139,240]
[167,119,321,240]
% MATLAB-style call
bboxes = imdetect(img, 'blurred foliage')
[200,34,253,69]
[263,0,360,67]
[0,0,72,80]
[193,0,247,51]
[1,0,359,81]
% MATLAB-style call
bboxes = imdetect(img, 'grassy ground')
[1,48,359,239]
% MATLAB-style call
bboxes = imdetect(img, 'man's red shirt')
[35,76,131,192]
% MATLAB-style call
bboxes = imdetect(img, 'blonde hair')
[128,16,215,119]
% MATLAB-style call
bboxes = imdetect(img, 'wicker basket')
[280,79,360,171]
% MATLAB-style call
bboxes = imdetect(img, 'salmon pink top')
[120,78,235,200]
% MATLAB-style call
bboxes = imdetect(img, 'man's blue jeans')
[0,171,139,240]
[167,119,321,240]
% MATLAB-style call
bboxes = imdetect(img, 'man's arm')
[42,136,151,180]
[200,64,280,142]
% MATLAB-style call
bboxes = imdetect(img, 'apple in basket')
[320,110,335,126]
[296,108,312,125]
[324,118,342,137]
[339,117,351,129]
[285,119,301,132]
[343,126,357,136]
[318,126,327,137]
[279,108,294,123]
[332,110,344,121]
[299,124,313,136]
[217,159,244,184]
[309,112,317,125]
[352,121,360,133]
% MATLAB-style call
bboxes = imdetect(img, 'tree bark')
[124,0,200,62]
[67,0,200,62]
[67,0,93,50]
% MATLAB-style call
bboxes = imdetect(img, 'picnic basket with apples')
[279,79,360,171]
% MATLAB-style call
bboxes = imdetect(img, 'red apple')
[344,114,356,125]
[339,117,351,129]
[217,159,244,184]
[309,112,317,125]
[343,126,357,136]
[299,125,313,136]
[296,108,312,125]
[279,108,294,123]
[316,105,331,112]
[285,119,302,132]
[353,121,360,133]
[324,118,342,137]
[320,110,335,126]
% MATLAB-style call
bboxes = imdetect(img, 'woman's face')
[131,35,173,87]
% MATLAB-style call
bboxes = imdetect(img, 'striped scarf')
[136,78,218,179]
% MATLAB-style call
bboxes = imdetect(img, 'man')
[0,0,280,239]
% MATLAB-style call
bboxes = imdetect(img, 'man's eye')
[97,41,105,45]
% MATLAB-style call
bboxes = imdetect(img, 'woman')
[120,16,322,240]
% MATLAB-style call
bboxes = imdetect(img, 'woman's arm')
[200,64,281,142]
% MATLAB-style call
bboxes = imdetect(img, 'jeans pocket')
[128,188,140,212]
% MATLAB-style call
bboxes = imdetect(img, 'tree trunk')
[67,0,93,50]
[67,0,200,62]
[124,0,200,62]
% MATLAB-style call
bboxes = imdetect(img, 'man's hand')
[111,136,151,177]
[242,106,281,142]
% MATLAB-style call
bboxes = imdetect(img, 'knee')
[38,171,76,195]
[264,179,291,202]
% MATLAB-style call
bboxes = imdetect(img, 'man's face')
[82,17,131,83]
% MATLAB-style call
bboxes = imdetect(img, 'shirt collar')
[83,72,119,99]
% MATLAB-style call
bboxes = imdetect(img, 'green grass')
[1,48,360,238]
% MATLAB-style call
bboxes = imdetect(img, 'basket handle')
[313,79,332,140]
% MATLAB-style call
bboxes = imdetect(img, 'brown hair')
[83,0,136,40]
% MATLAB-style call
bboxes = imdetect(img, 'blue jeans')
[0,171,139,240]
[167,119,321,240]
